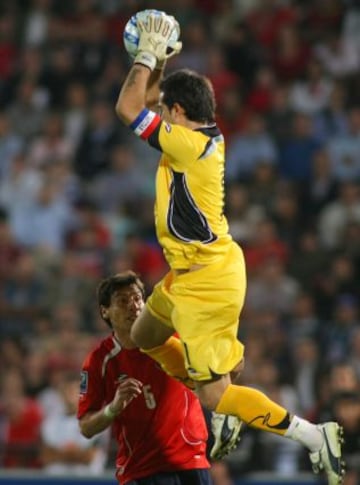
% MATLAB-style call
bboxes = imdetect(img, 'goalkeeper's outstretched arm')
[146,65,165,112]
[116,64,151,125]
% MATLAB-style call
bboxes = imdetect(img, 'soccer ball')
[123,9,180,59]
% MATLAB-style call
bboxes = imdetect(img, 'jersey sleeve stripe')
[129,108,161,140]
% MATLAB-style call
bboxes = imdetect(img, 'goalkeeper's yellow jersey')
[130,108,233,269]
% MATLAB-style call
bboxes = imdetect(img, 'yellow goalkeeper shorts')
[146,241,247,381]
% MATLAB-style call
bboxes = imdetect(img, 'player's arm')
[145,66,164,111]
[116,64,151,125]
[79,377,143,439]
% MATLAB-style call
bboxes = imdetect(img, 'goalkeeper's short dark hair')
[160,69,216,124]
[97,270,145,328]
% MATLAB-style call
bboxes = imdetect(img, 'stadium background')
[0,0,359,483]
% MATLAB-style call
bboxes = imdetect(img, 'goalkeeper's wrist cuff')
[155,58,167,71]
[134,51,157,71]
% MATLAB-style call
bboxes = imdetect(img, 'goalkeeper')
[115,12,345,485]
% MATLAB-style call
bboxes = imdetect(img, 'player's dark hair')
[160,69,216,124]
[97,270,145,328]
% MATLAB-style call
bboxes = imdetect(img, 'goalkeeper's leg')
[198,377,345,485]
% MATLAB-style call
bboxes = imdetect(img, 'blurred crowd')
[0,0,360,482]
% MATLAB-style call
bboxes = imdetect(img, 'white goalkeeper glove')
[135,12,182,71]
[155,17,182,71]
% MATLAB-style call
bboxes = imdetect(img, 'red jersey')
[78,336,209,484]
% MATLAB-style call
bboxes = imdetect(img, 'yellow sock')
[141,336,194,389]
[215,384,290,435]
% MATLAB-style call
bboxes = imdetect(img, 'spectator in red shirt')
[216,87,251,141]
[67,199,112,278]
[0,209,22,285]
[243,219,289,276]
[122,233,168,293]
[246,0,297,50]
[0,11,17,81]
[0,367,43,468]
[246,66,277,114]
[206,47,241,108]
[271,26,310,83]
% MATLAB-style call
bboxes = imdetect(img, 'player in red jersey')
[77,270,213,485]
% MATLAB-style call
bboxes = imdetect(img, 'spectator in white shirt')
[40,371,109,475]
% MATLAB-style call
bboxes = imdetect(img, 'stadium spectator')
[206,46,240,108]
[243,219,289,275]
[0,152,42,219]
[6,78,46,141]
[278,113,322,181]
[0,111,23,181]
[246,0,297,50]
[121,233,168,293]
[0,252,45,337]
[288,230,329,291]
[247,161,278,208]
[74,100,126,180]
[226,183,265,245]
[315,361,360,428]
[321,294,359,365]
[265,84,294,145]
[172,18,210,73]
[41,371,108,476]
[349,327,360,380]
[327,107,360,181]
[318,181,360,249]
[314,29,360,79]
[10,180,73,253]
[331,391,360,485]
[0,209,23,285]
[299,149,338,220]
[226,112,278,182]
[0,9,17,82]
[40,45,76,109]
[271,25,310,82]
[89,144,146,214]
[314,253,359,321]
[22,0,52,47]
[245,65,276,114]
[313,82,348,143]
[287,292,322,345]
[270,190,303,248]
[222,21,263,88]
[291,337,321,417]
[63,82,89,148]
[42,250,94,326]
[216,87,250,140]
[4,46,47,106]
[246,257,300,316]
[28,112,74,168]
[289,59,333,115]
[0,367,43,468]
